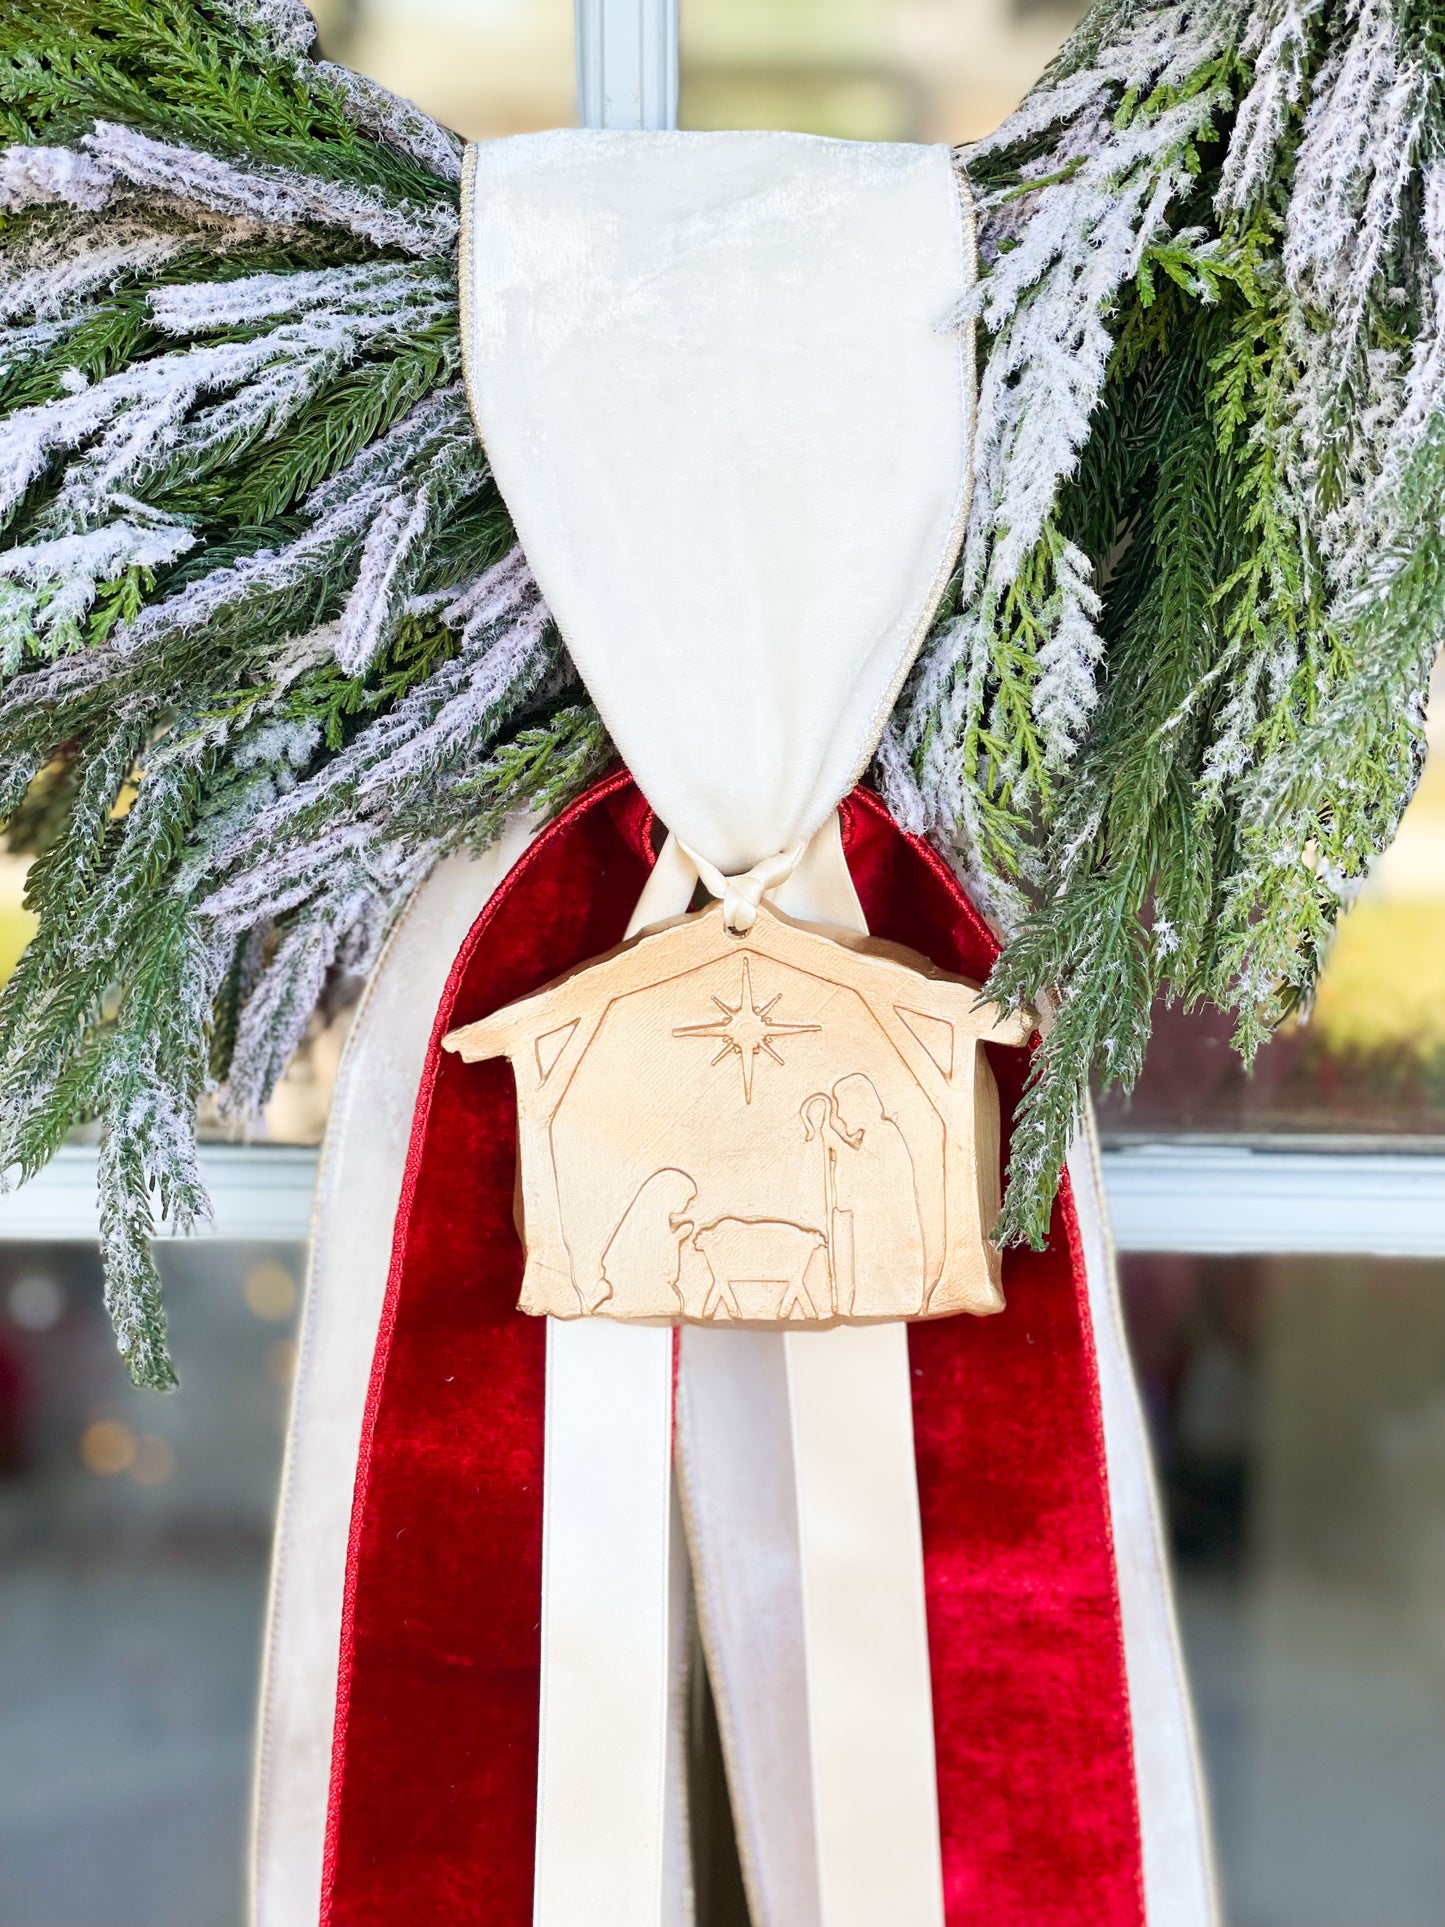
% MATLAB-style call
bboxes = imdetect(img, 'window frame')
[0,1138,1439,1255]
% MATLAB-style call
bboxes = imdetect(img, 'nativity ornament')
[444,899,1031,1326]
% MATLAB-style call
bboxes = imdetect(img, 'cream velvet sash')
[460,128,974,873]
[460,126,974,1927]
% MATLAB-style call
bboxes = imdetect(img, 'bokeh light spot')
[7,1272,64,1331]
[265,1337,298,1388]
[80,1419,136,1476]
[244,1260,298,1323]
[130,1433,177,1487]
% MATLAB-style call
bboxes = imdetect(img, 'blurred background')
[0,1240,301,1927]
[0,5,1442,1925]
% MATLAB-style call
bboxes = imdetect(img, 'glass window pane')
[0,1241,301,1927]
[1123,1252,1445,1927]
[679,0,1083,142]
[307,0,1092,153]
[311,0,575,139]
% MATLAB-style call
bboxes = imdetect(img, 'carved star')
[673,956,819,1103]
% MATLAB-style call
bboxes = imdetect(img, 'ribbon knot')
[679,840,808,933]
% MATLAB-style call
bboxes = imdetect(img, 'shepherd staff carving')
[444,898,1033,1325]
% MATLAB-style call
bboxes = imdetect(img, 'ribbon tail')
[249,830,534,1926]
[534,1318,678,1925]
[674,814,948,1924]
[532,834,701,1927]
[1068,1117,1221,1926]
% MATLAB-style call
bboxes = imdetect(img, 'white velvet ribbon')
[460,128,974,876]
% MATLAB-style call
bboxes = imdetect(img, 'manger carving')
[444,901,1032,1326]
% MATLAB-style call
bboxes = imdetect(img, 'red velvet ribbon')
[322,773,1144,1926]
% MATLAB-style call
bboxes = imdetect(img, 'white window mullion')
[575,0,678,133]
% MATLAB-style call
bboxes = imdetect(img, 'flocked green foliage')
[0,0,607,1383]
[892,0,1445,1244]
[2,0,1444,1380]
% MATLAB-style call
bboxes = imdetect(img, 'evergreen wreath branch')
[889,0,1445,1247]
[0,0,606,1382]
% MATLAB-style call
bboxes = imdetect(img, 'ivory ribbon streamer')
[534,838,700,1927]
[536,1320,676,1926]
[545,821,945,1926]
[250,832,533,1926]
[782,1326,944,1925]
[772,827,945,1927]
[1068,1121,1220,1924]
[676,1328,819,1923]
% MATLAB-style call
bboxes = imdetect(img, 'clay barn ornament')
[444,898,1032,1324]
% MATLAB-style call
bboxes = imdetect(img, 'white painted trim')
[2,1141,1442,1256]
[1102,1140,1445,1259]
[0,1143,319,1243]
[575,0,678,132]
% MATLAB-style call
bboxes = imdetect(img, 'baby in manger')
[596,1068,926,1321]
